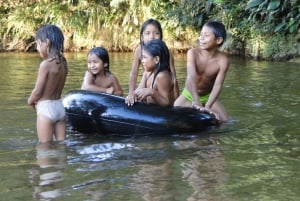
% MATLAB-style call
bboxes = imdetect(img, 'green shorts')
[182,88,209,105]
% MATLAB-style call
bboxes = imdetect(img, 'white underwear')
[36,99,65,122]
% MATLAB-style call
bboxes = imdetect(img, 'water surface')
[0,52,299,201]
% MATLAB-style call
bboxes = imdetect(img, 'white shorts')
[36,99,65,122]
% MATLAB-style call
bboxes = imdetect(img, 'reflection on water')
[0,52,299,201]
[30,142,66,200]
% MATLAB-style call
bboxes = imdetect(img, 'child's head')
[142,39,170,87]
[87,47,110,74]
[140,19,163,45]
[142,39,170,72]
[35,24,64,58]
[202,20,227,46]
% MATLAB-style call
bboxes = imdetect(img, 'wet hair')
[140,18,163,45]
[88,47,110,74]
[203,20,227,46]
[35,24,65,62]
[142,39,171,88]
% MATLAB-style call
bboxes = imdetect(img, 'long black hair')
[139,18,163,45]
[88,47,111,75]
[142,39,171,88]
[35,24,65,63]
[139,19,163,60]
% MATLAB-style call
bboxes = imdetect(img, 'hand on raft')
[125,93,138,106]
[192,102,219,120]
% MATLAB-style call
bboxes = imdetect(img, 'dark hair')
[35,24,64,61]
[142,39,170,88]
[88,47,110,74]
[203,20,227,46]
[140,18,163,45]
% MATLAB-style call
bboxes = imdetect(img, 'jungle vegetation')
[0,0,299,61]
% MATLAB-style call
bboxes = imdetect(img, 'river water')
[0,52,299,201]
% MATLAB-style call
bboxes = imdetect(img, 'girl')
[125,39,175,107]
[127,19,179,103]
[81,47,123,96]
[28,24,68,143]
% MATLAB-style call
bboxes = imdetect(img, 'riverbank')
[0,33,299,62]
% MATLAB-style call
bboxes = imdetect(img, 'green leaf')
[267,1,280,10]
[246,0,263,9]
[274,22,285,32]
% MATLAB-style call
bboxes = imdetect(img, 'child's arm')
[128,46,141,95]
[135,72,173,107]
[185,49,202,107]
[125,70,146,106]
[28,62,48,108]
[81,71,90,89]
[205,55,229,109]
[169,51,179,98]
[150,72,173,106]
[81,71,109,93]
[111,74,123,96]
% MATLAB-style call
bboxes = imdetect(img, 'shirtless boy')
[28,24,68,143]
[174,20,229,122]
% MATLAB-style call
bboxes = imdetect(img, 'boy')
[28,24,68,143]
[174,20,229,122]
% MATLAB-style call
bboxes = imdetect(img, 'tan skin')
[28,39,68,143]
[126,50,174,107]
[81,53,123,96]
[174,25,229,122]
[128,24,179,101]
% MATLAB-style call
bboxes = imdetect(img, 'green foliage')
[0,0,299,60]
[245,0,300,34]
[261,34,296,60]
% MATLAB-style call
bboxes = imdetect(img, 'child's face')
[142,24,161,43]
[141,50,159,72]
[87,53,105,75]
[36,39,48,58]
[199,26,220,49]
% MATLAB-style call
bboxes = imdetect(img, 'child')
[127,18,179,103]
[125,39,175,107]
[81,47,123,96]
[174,20,229,122]
[28,24,68,143]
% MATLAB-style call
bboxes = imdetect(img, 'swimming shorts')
[36,99,65,122]
[181,88,209,105]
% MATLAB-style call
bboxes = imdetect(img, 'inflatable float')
[63,90,217,135]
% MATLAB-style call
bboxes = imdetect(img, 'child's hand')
[135,88,152,101]
[106,86,114,94]
[192,101,204,110]
[28,100,36,110]
[125,93,137,106]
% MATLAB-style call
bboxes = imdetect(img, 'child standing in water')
[125,39,175,107]
[174,20,229,122]
[126,19,179,103]
[81,47,123,96]
[28,24,68,143]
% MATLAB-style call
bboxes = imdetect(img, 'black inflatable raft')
[63,90,217,135]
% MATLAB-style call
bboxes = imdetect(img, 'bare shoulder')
[37,60,52,74]
[156,71,172,84]
[108,72,119,81]
[187,47,200,54]
[134,45,141,56]
[187,48,202,60]
[217,52,230,69]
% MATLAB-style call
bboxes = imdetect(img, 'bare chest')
[94,75,113,87]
